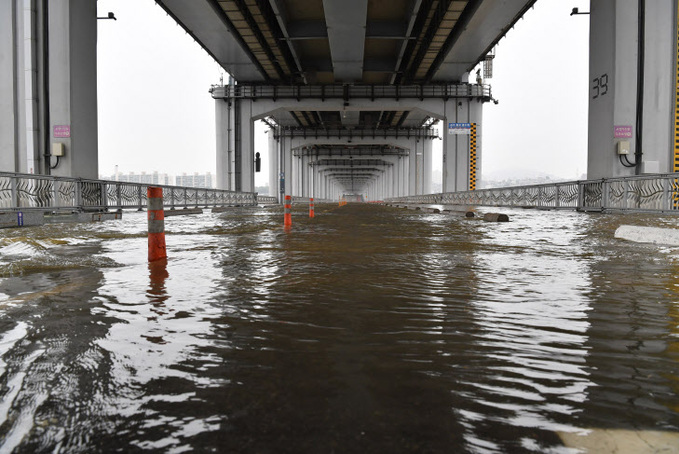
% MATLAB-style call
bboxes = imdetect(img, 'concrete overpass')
[1,1,678,202]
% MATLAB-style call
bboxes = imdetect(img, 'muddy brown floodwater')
[0,203,678,453]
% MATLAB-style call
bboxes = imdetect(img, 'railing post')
[664,177,671,211]
[555,185,560,208]
[116,183,122,210]
[137,185,143,211]
[101,182,108,211]
[76,179,84,209]
[578,182,585,210]
[53,179,60,209]
[10,175,19,208]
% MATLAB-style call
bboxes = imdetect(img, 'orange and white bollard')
[309,197,315,218]
[284,195,292,226]
[148,187,167,262]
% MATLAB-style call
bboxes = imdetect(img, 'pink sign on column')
[614,126,633,138]
[53,125,71,138]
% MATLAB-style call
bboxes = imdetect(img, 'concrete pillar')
[0,0,18,172]
[236,100,255,192]
[1,0,49,175]
[442,100,456,192]
[267,129,278,198]
[49,0,98,179]
[409,145,417,195]
[588,0,675,178]
[302,153,309,197]
[215,98,233,190]
[389,165,395,198]
[423,139,433,194]
[442,98,482,192]
[283,136,292,202]
[398,156,404,196]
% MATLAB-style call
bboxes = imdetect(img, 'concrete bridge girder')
[215,92,483,198]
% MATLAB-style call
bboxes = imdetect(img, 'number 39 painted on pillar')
[592,74,609,99]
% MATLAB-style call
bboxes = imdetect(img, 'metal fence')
[386,173,679,214]
[211,83,491,101]
[0,172,259,211]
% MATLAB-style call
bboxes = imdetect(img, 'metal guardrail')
[210,84,491,101]
[256,195,279,204]
[291,197,333,203]
[0,171,258,211]
[386,173,679,214]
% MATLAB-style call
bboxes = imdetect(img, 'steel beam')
[322,0,368,82]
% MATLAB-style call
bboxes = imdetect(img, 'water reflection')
[147,259,169,319]
[580,219,679,431]
[0,207,677,452]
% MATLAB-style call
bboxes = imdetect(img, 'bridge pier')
[442,98,483,192]
[587,0,677,178]
[0,0,98,178]
[212,85,488,201]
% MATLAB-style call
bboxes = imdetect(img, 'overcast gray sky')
[96,0,591,184]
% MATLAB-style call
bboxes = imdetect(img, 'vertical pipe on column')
[147,187,166,262]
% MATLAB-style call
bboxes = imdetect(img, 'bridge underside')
[157,0,538,200]
[1,1,678,200]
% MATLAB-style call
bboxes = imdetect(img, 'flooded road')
[0,204,678,453]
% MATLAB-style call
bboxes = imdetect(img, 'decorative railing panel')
[0,172,258,211]
[386,173,679,213]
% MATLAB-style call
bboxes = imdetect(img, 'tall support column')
[302,153,309,197]
[469,101,483,190]
[390,165,396,198]
[283,135,292,204]
[215,98,233,190]
[443,98,483,191]
[0,0,18,171]
[49,0,98,179]
[292,153,298,196]
[409,145,417,195]
[423,139,433,194]
[236,101,255,192]
[588,0,675,178]
[266,129,279,197]
[442,100,456,192]
[311,164,316,198]
[399,156,406,196]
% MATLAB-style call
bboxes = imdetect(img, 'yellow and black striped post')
[469,123,478,191]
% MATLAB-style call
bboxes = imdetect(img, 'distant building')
[102,169,215,189]
[106,170,171,185]
[175,172,214,189]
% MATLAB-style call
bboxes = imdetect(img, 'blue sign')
[448,123,472,135]
[448,123,471,129]
[17,212,24,227]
